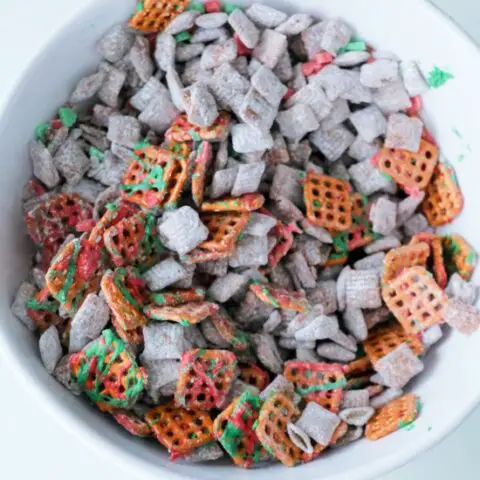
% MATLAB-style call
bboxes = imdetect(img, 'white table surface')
[1,1,479,478]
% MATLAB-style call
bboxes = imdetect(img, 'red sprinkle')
[75,219,96,233]
[302,52,333,76]
[51,119,62,129]
[370,151,382,167]
[407,96,423,116]
[282,88,295,102]
[234,33,253,56]
[205,0,221,12]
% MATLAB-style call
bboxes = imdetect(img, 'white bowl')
[1,0,480,478]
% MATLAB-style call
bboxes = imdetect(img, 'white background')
[0,1,479,478]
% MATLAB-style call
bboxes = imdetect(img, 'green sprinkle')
[189,129,202,141]
[380,172,393,181]
[89,146,105,161]
[398,419,415,431]
[175,31,191,43]
[338,41,367,55]
[223,2,241,13]
[427,66,454,89]
[136,1,144,11]
[105,202,117,211]
[188,2,205,12]
[58,106,78,128]
[35,123,50,143]
[237,232,245,242]
[25,298,58,313]
[296,378,347,397]
[313,200,321,207]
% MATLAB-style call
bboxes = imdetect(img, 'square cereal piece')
[238,87,277,131]
[243,212,277,236]
[208,272,249,303]
[130,77,169,111]
[374,343,424,389]
[296,237,331,267]
[348,136,380,161]
[98,67,126,108]
[29,140,60,189]
[334,51,370,68]
[403,213,431,237]
[154,33,176,71]
[53,140,90,185]
[446,273,478,305]
[97,24,135,63]
[138,93,180,133]
[276,104,319,142]
[321,98,351,132]
[231,124,273,153]
[251,65,288,107]
[275,13,313,36]
[274,50,293,83]
[200,38,237,70]
[183,83,219,128]
[309,125,355,162]
[107,115,141,148]
[296,402,341,446]
[396,192,426,227]
[270,164,304,206]
[369,197,397,236]
[345,270,382,309]
[444,298,480,335]
[382,266,447,334]
[301,22,325,59]
[70,71,107,104]
[385,113,424,152]
[286,83,332,122]
[246,3,288,28]
[209,62,250,109]
[11,281,37,331]
[340,70,373,104]
[157,206,209,255]
[142,323,186,361]
[210,166,238,199]
[372,80,412,115]
[350,105,387,143]
[130,36,154,82]
[229,235,269,268]
[143,258,187,291]
[231,162,266,196]
[176,43,205,63]
[360,59,400,88]
[319,18,352,54]
[400,61,429,97]
[228,9,260,48]
[348,159,395,196]
[252,332,284,374]
[304,172,352,232]
[285,251,317,289]
[39,326,62,374]
[310,65,357,102]
[166,67,186,112]
[253,29,288,69]
[307,281,338,314]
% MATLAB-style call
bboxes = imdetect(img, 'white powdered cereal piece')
[184,443,225,463]
[39,326,62,374]
[289,63,307,91]
[98,67,126,108]
[275,13,313,36]
[286,83,332,122]
[403,213,431,237]
[340,70,373,104]
[244,212,277,236]
[348,136,380,161]
[31,267,46,290]
[301,219,333,243]
[252,333,283,374]
[70,71,106,103]
[139,94,179,133]
[130,36,154,82]
[208,273,249,303]
[396,192,426,226]
[154,33,176,71]
[200,38,237,70]
[195,12,228,29]
[321,98,351,132]
[365,307,391,330]
[336,265,351,312]
[327,159,350,182]
[183,324,208,349]
[307,281,337,314]
[142,323,186,361]
[63,178,105,204]
[263,310,283,333]
[183,82,218,128]
[130,77,169,111]
[422,324,443,348]
[345,269,381,309]
[248,58,263,77]
[182,59,213,86]
[334,51,370,67]
[301,22,325,58]
[165,10,199,34]
[296,402,341,446]
[228,9,260,48]
[54,140,90,185]
[385,113,424,152]
[332,427,364,447]
[238,88,277,131]
[270,164,303,206]
[354,252,385,272]
[251,66,287,107]
[107,115,141,147]
[401,61,429,97]
[311,65,357,102]
[444,298,480,335]
[369,197,397,236]
[143,258,187,291]
[29,140,60,189]
[274,50,293,83]
[69,294,110,353]
[365,236,401,254]
[296,238,330,267]
[350,105,387,143]
[231,162,266,196]
[142,359,180,402]
[341,390,370,409]
[318,18,352,55]
[446,273,478,305]
[210,166,238,199]
[329,329,357,352]
[229,235,268,267]
[97,24,135,63]
[287,423,314,455]
[339,407,375,427]
[88,150,127,186]
[209,63,250,109]
[190,27,228,43]
[349,159,395,196]
[11,281,36,331]
[276,104,319,142]
[92,104,117,128]
[176,43,205,62]
[288,141,312,168]
[166,68,186,111]
[343,307,368,342]
[373,80,412,115]
[370,388,404,409]
[295,314,339,341]
[201,319,230,347]
[316,342,356,362]
[309,124,355,162]
[232,124,273,153]
[220,379,259,409]
[232,55,249,76]
[158,207,208,255]
[360,59,399,88]
[246,3,287,28]
[253,29,287,69]
[373,50,400,61]
[279,338,315,350]
[296,348,321,363]
[374,343,424,388]
[260,374,295,400]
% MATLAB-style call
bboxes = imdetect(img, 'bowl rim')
[1,1,480,479]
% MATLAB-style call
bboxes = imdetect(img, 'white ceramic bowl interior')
[1,0,480,479]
